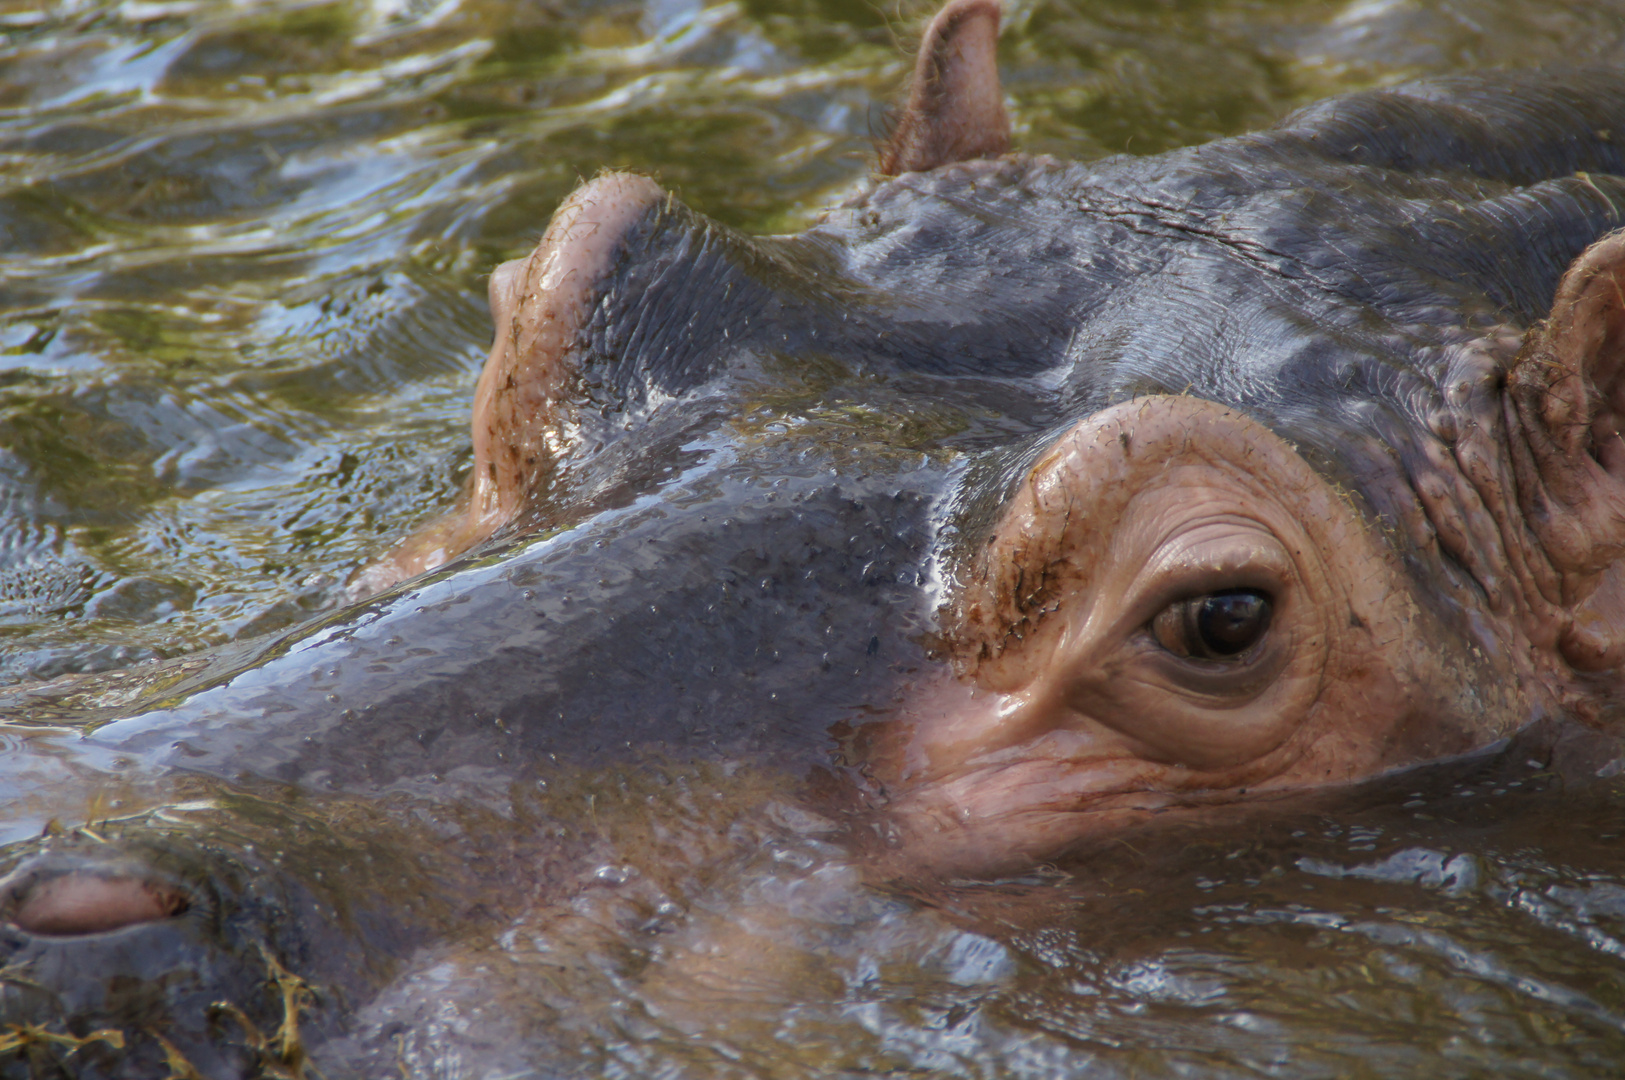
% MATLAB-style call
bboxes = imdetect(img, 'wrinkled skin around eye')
[871,397,1527,878]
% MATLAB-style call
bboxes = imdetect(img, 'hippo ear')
[1507,230,1625,578]
[877,0,1010,176]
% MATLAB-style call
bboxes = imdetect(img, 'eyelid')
[1121,524,1295,632]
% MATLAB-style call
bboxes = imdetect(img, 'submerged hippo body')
[8,0,1625,1072]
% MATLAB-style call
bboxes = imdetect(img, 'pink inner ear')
[1583,270,1625,469]
[9,873,188,935]
[879,0,1010,176]
[1527,231,1625,462]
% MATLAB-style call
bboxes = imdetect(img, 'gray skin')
[8,0,1625,1073]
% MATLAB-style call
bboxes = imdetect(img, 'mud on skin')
[9,0,1625,1073]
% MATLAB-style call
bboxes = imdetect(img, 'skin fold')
[876,397,1500,875]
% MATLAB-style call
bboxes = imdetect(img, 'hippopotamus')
[7,0,1625,1072]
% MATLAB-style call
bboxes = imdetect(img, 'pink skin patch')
[8,873,188,936]
[469,172,666,532]
[348,172,664,599]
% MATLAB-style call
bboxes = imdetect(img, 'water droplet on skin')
[771,846,814,869]
[593,865,632,886]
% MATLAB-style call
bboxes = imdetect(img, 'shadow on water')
[4,0,1625,1075]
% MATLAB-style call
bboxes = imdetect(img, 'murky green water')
[5,0,1625,1076]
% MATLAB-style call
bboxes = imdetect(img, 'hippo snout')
[0,834,332,1078]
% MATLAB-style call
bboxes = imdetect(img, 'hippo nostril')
[7,873,189,936]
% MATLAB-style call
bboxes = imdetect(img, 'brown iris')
[1151,590,1273,661]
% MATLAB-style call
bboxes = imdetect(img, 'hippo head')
[328,0,1625,879]
[337,2,1625,882]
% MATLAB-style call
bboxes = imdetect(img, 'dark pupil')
[1194,590,1272,656]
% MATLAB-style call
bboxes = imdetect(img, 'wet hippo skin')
[8,0,1625,1072]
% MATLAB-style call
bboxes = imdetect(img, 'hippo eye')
[1150,590,1273,661]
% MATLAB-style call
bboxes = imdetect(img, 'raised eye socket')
[1151,590,1273,661]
